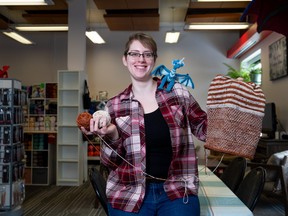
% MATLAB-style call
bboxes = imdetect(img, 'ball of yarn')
[76,112,92,130]
[93,110,111,128]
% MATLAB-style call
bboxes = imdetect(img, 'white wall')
[240,32,288,133]
[0,32,67,84]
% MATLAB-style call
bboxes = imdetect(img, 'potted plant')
[249,67,262,85]
[223,63,251,82]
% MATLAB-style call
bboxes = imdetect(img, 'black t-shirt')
[144,108,172,179]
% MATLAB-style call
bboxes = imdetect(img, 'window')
[241,49,262,85]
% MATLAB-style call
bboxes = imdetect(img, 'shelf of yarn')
[87,136,101,161]
[23,83,57,133]
[22,83,57,185]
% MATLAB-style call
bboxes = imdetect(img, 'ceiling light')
[0,0,54,5]
[85,30,105,44]
[15,25,68,31]
[165,32,180,43]
[85,0,105,45]
[2,30,34,44]
[197,0,251,2]
[165,6,180,44]
[185,23,250,30]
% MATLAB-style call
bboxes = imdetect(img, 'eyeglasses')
[127,52,154,59]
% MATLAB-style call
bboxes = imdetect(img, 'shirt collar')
[119,77,163,102]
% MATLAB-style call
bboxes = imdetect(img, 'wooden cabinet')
[57,70,87,186]
[254,138,288,162]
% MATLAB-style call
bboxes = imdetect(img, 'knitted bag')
[204,75,266,159]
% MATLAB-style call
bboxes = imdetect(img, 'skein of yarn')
[76,112,92,130]
[92,110,111,127]
[76,110,111,130]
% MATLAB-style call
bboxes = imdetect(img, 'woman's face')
[122,40,155,82]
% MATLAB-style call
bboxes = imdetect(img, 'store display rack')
[23,83,57,133]
[0,79,25,215]
[23,83,57,185]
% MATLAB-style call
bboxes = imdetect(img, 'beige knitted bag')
[204,75,266,159]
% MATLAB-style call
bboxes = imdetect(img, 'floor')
[19,181,285,216]
[254,193,285,216]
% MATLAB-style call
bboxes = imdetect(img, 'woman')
[84,33,207,216]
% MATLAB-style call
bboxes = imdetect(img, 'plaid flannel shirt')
[101,78,207,213]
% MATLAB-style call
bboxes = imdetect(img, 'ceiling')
[0,0,252,31]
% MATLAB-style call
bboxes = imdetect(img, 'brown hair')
[124,33,158,60]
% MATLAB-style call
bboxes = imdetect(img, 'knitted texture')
[205,75,266,159]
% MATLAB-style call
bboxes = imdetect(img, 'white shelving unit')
[57,70,87,186]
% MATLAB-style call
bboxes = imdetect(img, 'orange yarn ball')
[76,112,92,130]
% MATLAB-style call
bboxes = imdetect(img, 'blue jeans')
[108,182,200,216]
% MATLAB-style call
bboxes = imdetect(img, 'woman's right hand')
[81,117,119,140]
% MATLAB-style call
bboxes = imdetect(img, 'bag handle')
[84,80,90,94]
